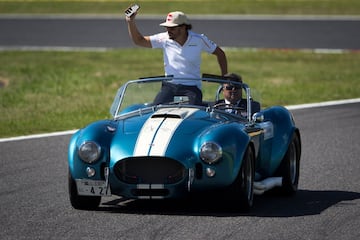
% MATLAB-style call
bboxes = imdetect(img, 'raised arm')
[125,13,152,48]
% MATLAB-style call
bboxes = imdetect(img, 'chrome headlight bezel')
[200,142,222,164]
[78,141,101,164]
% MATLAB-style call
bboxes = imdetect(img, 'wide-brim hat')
[160,11,190,27]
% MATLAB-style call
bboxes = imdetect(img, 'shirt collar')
[225,99,240,105]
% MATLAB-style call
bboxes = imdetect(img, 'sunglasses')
[224,85,241,90]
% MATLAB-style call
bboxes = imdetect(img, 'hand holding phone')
[125,4,140,17]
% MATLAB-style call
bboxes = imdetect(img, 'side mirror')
[252,112,264,123]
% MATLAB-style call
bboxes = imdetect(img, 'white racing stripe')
[133,117,163,156]
[149,117,183,156]
[133,108,198,156]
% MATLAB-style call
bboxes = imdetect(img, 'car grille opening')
[114,157,186,184]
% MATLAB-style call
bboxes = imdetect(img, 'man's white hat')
[160,11,190,27]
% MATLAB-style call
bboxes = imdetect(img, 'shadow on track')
[95,189,360,217]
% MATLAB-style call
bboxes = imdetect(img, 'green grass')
[0,0,359,138]
[0,0,359,15]
[0,49,359,138]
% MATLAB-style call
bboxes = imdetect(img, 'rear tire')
[279,133,301,195]
[68,171,101,210]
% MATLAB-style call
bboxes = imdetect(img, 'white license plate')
[76,179,111,196]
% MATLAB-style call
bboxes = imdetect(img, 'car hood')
[110,107,221,159]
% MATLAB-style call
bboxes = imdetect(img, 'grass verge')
[0,0,359,15]
[0,48,359,138]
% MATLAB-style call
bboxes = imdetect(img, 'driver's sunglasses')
[224,85,240,90]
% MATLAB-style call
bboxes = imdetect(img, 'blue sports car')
[68,75,301,211]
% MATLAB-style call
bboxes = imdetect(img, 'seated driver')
[216,73,260,116]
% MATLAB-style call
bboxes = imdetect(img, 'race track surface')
[0,16,359,49]
[1,103,359,240]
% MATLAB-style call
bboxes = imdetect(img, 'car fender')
[194,122,252,187]
[68,120,117,179]
[261,106,298,175]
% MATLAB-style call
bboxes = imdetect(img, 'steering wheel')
[213,102,246,114]
[213,102,234,110]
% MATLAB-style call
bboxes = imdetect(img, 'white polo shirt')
[150,30,217,88]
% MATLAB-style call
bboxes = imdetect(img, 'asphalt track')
[0,16,360,239]
[0,15,360,49]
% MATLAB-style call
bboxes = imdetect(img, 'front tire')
[68,171,101,210]
[229,146,255,211]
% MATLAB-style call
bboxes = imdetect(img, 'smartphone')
[125,4,140,17]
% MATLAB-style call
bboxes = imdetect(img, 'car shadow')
[98,189,360,217]
[249,189,360,217]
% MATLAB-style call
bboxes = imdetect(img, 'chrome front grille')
[114,157,186,185]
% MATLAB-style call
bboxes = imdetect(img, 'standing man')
[126,10,228,105]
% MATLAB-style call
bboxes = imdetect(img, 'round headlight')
[78,141,101,163]
[200,142,222,164]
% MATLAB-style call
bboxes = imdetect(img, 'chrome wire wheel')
[225,146,255,212]
[235,146,255,211]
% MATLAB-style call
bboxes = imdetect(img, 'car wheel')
[68,170,101,210]
[229,146,255,211]
[278,133,301,195]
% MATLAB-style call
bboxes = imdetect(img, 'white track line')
[0,98,359,143]
[0,130,77,143]
[285,98,360,110]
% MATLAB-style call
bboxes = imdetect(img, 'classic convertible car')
[68,75,301,211]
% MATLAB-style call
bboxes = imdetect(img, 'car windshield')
[110,76,260,120]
